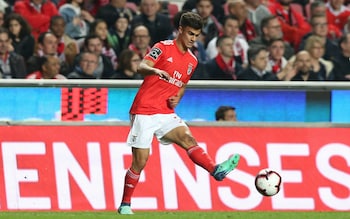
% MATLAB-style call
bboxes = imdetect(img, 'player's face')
[178,26,201,49]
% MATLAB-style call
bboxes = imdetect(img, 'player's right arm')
[138,59,170,80]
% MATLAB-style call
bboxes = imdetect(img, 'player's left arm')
[168,85,186,109]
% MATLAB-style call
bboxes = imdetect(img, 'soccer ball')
[255,168,282,196]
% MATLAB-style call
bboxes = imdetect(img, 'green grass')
[0,211,349,219]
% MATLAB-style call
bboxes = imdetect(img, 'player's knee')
[132,156,148,171]
[182,133,197,146]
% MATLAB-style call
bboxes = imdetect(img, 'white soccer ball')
[255,168,282,196]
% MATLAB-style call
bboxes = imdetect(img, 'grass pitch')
[0,211,349,219]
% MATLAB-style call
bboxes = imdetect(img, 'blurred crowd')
[0,0,350,80]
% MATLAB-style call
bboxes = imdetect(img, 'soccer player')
[118,12,240,215]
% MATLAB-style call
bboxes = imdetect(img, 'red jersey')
[130,40,198,115]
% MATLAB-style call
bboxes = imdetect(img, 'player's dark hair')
[248,45,268,65]
[215,106,236,121]
[179,12,203,30]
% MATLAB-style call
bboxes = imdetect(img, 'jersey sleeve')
[144,42,166,64]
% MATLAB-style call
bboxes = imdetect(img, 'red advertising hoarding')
[0,125,349,211]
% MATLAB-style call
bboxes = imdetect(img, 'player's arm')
[138,59,170,80]
[168,85,186,109]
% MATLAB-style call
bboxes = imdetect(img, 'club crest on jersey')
[187,63,193,75]
[149,47,162,60]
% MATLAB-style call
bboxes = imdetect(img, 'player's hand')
[167,95,180,109]
[155,69,170,81]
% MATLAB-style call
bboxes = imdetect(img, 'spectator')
[205,35,243,80]
[82,0,109,16]
[67,51,100,79]
[0,0,9,26]
[266,38,288,75]
[26,55,66,79]
[89,19,118,69]
[107,12,132,57]
[299,14,340,61]
[206,15,249,65]
[290,50,320,81]
[0,27,27,78]
[226,0,257,41]
[111,49,143,79]
[3,13,35,61]
[27,32,71,76]
[268,0,311,50]
[237,45,280,80]
[13,0,58,39]
[128,25,152,59]
[304,35,334,80]
[244,0,271,35]
[182,0,226,23]
[96,0,134,29]
[331,33,350,80]
[194,0,223,47]
[131,0,173,46]
[49,15,79,69]
[309,1,341,40]
[215,106,237,121]
[76,34,115,78]
[58,0,94,40]
[326,0,350,33]
[249,15,294,59]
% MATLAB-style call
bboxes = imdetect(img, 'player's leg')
[118,147,149,214]
[118,115,155,214]
[158,114,240,181]
[162,125,217,173]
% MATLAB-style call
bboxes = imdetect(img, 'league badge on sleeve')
[149,47,162,60]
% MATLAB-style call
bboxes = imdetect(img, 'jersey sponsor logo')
[149,47,162,60]
[187,63,194,75]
